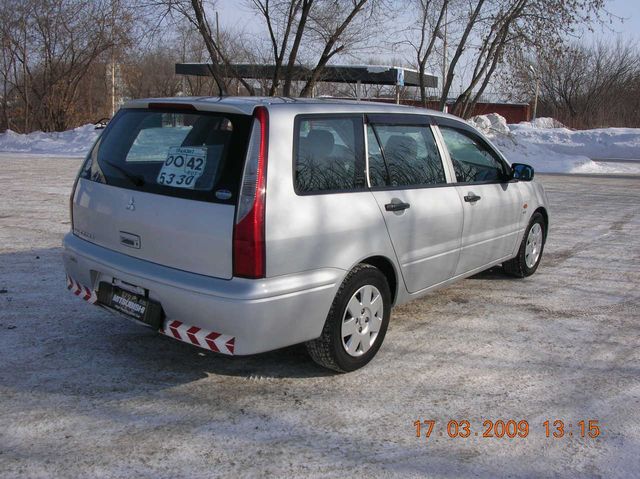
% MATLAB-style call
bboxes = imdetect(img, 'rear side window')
[294,116,365,193]
[439,127,507,183]
[367,124,446,187]
[80,108,252,203]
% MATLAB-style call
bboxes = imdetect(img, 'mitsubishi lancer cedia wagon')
[63,97,548,372]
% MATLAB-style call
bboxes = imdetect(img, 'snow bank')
[469,113,640,174]
[514,117,565,129]
[0,124,99,157]
[468,113,511,135]
[509,124,640,160]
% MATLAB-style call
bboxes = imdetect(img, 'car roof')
[123,96,461,121]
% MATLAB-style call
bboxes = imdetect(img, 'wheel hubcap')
[341,285,384,357]
[525,223,543,269]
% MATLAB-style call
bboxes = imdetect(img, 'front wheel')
[503,212,546,278]
[306,264,391,372]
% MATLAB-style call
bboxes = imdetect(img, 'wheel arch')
[359,255,399,306]
[533,206,549,240]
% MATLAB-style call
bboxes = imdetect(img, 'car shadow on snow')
[0,248,335,400]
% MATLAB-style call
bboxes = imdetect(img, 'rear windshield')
[80,108,252,204]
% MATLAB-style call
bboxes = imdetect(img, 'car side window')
[439,127,507,183]
[366,123,446,187]
[295,116,365,193]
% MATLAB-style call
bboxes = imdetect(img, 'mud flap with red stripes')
[66,275,97,303]
[161,320,235,355]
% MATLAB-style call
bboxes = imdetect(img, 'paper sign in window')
[157,146,207,189]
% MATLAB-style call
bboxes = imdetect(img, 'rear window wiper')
[101,159,145,187]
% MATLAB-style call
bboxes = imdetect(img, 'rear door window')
[294,116,365,193]
[80,108,252,203]
[367,123,446,187]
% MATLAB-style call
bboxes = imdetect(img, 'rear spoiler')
[123,98,257,116]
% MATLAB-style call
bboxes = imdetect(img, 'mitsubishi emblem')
[126,196,135,211]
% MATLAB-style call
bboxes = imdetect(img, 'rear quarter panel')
[264,107,399,288]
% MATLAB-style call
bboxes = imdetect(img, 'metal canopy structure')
[175,63,438,90]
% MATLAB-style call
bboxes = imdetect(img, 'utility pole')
[442,2,448,112]
[529,64,539,121]
[111,57,116,117]
[110,1,116,117]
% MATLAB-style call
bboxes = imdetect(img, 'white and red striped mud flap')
[66,274,97,304]
[162,320,235,355]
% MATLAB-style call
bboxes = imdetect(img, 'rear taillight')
[70,154,92,233]
[69,173,80,232]
[233,106,268,278]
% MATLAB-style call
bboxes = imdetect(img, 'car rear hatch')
[71,104,254,279]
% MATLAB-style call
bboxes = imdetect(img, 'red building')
[367,98,531,124]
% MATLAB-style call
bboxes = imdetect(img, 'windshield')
[80,108,252,204]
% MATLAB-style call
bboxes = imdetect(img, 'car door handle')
[464,193,481,203]
[385,202,411,212]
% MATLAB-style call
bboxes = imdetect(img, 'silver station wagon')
[63,97,548,372]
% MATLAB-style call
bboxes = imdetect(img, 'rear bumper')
[62,233,343,355]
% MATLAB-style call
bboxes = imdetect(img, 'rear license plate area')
[98,281,163,329]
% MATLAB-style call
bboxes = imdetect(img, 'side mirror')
[511,163,534,181]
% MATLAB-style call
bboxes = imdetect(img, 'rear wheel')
[503,212,546,277]
[306,264,391,372]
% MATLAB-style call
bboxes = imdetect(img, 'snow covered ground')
[0,114,639,174]
[1,157,639,477]
[469,114,640,175]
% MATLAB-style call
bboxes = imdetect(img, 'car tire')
[503,212,546,278]
[306,264,391,373]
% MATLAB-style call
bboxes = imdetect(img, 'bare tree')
[175,20,222,95]
[251,0,313,95]
[452,0,608,118]
[0,2,17,130]
[298,0,374,97]
[404,0,449,106]
[122,14,254,98]
[438,0,487,112]
[0,0,618,132]
[401,0,607,118]
[121,48,183,98]
[448,0,523,118]
[249,0,380,97]
[1,0,134,131]
[148,0,256,95]
[506,40,640,128]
